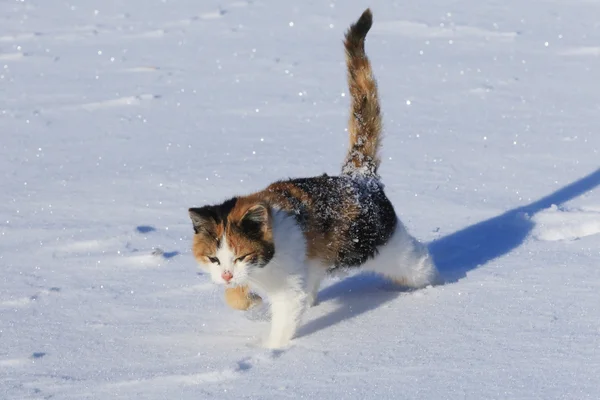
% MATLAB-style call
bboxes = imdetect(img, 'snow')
[532,204,600,241]
[1,0,599,399]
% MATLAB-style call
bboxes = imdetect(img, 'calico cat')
[189,9,440,349]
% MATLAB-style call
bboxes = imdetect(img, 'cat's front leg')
[264,280,308,349]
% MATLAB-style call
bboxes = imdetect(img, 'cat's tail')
[341,9,383,179]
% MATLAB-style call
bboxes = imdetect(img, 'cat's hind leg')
[363,219,441,288]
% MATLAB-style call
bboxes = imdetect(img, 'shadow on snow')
[430,167,600,282]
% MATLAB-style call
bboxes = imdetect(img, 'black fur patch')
[239,205,268,240]
[189,197,237,235]
[273,175,397,268]
[350,9,373,41]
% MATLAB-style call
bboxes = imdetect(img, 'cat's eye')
[235,253,253,263]
[207,256,220,265]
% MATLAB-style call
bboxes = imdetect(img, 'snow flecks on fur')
[342,148,379,178]
[342,8,383,179]
[264,174,397,268]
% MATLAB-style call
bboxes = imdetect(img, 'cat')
[188,8,440,349]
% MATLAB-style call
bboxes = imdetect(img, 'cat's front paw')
[263,336,291,350]
[263,332,292,350]
[224,285,262,311]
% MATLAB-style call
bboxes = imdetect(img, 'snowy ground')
[2,0,600,398]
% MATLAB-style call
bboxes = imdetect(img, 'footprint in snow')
[531,204,600,241]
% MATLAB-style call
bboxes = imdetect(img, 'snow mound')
[532,205,600,241]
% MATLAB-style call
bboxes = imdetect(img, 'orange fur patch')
[224,285,262,310]
[191,222,223,262]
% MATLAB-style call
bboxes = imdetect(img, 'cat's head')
[189,197,274,286]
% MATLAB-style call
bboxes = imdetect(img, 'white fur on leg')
[362,218,440,287]
[264,288,307,349]
[247,209,310,348]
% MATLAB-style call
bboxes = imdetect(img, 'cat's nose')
[221,271,233,282]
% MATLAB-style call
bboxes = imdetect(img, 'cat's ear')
[240,203,270,237]
[189,207,217,235]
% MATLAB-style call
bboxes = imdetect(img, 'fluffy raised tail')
[341,8,382,179]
